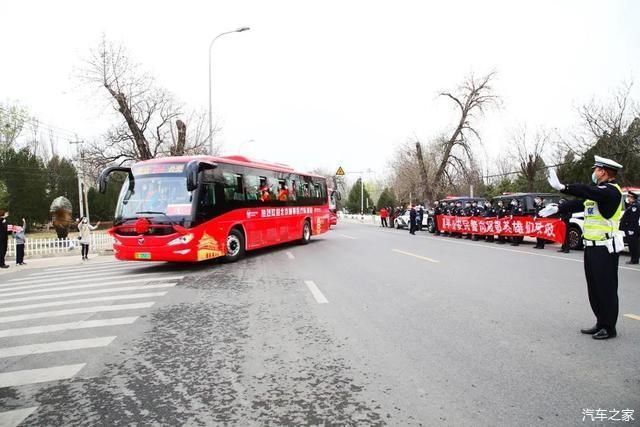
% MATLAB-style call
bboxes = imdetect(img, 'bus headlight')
[167,233,194,246]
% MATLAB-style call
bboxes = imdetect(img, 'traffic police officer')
[496,200,508,244]
[533,197,547,249]
[541,155,624,339]
[619,190,640,264]
[482,201,495,242]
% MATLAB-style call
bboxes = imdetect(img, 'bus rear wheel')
[224,229,245,262]
[301,220,311,245]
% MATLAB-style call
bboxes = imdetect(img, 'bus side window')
[287,179,297,201]
[200,183,216,207]
[245,175,260,200]
[223,172,244,201]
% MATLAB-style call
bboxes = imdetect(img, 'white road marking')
[3,272,171,287]
[0,336,116,359]
[0,407,38,427]
[392,249,439,263]
[0,276,183,297]
[0,283,176,305]
[0,317,139,339]
[338,234,357,239]
[20,263,141,277]
[0,364,85,388]
[0,292,168,313]
[624,313,640,321]
[5,268,144,284]
[36,261,129,272]
[304,280,329,304]
[286,251,295,260]
[0,302,155,324]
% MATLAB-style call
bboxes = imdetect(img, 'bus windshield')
[115,175,193,220]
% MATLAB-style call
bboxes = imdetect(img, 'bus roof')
[134,155,326,178]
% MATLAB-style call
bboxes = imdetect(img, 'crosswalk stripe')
[0,283,176,306]
[39,261,125,271]
[0,317,139,339]
[0,292,168,313]
[4,268,146,285]
[0,407,38,427]
[0,364,85,388]
[33,262,160,275]
[0,336,116,359]
[0,276,184,297]
[2,272,171,288]
[0,302,155,324]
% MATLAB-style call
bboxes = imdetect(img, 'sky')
[2,0,640,181]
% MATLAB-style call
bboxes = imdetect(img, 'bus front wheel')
[225,229,245,262]
[301,220,311,245]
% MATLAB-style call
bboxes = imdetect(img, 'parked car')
[394,207,428,229]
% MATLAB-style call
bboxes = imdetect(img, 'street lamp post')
[208,26,250,155]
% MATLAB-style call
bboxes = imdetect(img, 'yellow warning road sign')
[335,166,345,176]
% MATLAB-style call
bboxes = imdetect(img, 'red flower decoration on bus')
[135,217,151,234]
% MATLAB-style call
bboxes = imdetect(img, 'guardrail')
[5,233,113,258]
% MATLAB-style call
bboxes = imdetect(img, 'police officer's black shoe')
[0,265,8,269]
[580,325,599,334]
[533,246,544,249]
[592,328,616,340]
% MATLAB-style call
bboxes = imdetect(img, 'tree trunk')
[107,88,152,160]
[171,119,187,156]
[415,141,430,202]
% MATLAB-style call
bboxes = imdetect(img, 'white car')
[394,209,428,229]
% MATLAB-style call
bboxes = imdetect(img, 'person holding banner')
[0,210,8,268]
[540,155,624,340]
[619,190,640,264]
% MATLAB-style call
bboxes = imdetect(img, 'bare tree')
[79,36,215,169]
[0,103,28,150]
[509,126,549,192]
[418,72,499,202]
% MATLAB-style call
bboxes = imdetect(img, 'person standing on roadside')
[409,205,417,235]
[540,155,625,340]
[379,206,388,227]
[13,218,27,265]
[557,199,571,253]
[0,211,9,269]
[78,217,101,260]
[619,190,640,264]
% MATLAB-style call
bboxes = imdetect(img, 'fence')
[5,233,113,258]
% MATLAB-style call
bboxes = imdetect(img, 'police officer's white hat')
[629,190,639,199]
[592,155,623,170]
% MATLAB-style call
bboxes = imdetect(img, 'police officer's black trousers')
[627,236,639,263]
[584,246,619,331]
[0,241,6,266]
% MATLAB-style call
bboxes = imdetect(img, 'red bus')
[98,155,334,262]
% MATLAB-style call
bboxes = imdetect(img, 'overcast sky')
[2,0,640,179]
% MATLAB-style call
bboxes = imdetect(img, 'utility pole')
[69,140,88,222]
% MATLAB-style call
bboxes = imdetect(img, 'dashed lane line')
[304,280,329,304]
[286,251,295,260]
[0,407,38,427]
[623,314,640,321]
[0,364,86,388]
[337,234,357,240]
[392,249,439,263]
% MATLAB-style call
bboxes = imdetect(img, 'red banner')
[437,215,566,244]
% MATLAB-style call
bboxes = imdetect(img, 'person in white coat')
[77,217,101,260]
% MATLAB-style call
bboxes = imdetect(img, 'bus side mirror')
[332,190,342,201]
[186,160,217,192]
[98,166,134,194]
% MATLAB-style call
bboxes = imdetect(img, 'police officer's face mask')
[591,171,598,184]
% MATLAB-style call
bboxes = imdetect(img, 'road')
[0,221,638,426]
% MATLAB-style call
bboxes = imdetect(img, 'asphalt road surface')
[0,221,638,426]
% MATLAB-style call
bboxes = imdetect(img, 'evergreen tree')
[377,187,397,209]
[87,173,124,221]
[46,155,80,216]
[0,148,48,224]
[346,178,373,213]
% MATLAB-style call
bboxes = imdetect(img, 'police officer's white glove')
[547,169,565,191]
[628,230,635,236]
[538,203,559,217]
